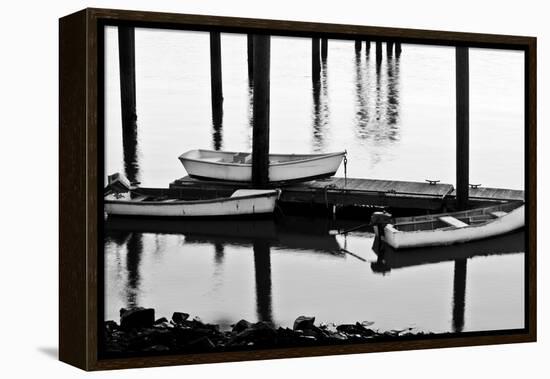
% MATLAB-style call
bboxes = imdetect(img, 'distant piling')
[395,42,402,57]
[312,38,321,83]
[251,35,271,187]
[365,40,371,54]
[118,26,137,132]
[321,38,328,62]
[247,34,254,81]
[375,41,382,63]
[455,46,470,210]
[210,32,223,128]
[355,40,362,53]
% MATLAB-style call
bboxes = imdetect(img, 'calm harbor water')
[103,27,525,333]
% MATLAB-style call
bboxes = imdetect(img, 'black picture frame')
[59,8,537,371]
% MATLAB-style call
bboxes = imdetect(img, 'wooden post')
[395,42,402,57]
[321,38,328,61]
[375,41,382,64]
[210,32,223,124]
[251,35,271,186]
[355,40,362,53]
[247,34,254,81]
[118,26,137,131]
[365,40,371,54]
[456,47,469,210]
[386,41,394,56]
[312,38,321,83]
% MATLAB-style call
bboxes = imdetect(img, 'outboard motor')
[370,211,392,253]
[370,211,392,237]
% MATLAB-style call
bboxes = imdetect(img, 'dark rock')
[336,322,376,337]
[228,321,277,347]
[104,320,119,333]
[232,319,252,333]
[120,307,155,330]
[154,317,168,325]
[293,316,315,331]
[172,312,190,324]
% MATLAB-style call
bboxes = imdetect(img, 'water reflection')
[105,215,524,332]
[452,259,467,332]
[312,62,330,152]
[105,216,348,321]
[371,229,524,333]
[123,233,143,308]
[253,240,273,322]
[353,46,401,150]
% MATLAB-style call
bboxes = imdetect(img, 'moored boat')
[370,201,524,249]
[178,149,346,183]
[104,174,280,218]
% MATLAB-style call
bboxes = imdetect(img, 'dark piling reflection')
[353,44,401,145]
[452,259,467,332]
[385,54,401,138]
[312,62,330,151]
[125,233,143,308]
[353,50,369,135]
[214,242,225,265]
[253,240,273,323]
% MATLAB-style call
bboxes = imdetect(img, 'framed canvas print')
[59,8,536,371]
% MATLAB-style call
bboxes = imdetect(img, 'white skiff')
[371,201,524,249]
[178,149,346,183]
[104,189,280,218]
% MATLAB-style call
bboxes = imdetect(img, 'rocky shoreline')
[103,307,435,355]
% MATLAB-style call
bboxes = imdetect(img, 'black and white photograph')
[100,24,527,357]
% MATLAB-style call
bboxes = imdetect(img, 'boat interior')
[391,201,523,232]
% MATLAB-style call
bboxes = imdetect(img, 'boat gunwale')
[391,200,524,226]
[104,190,279,206]
[178,149,346,168]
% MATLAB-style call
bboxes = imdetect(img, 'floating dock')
[169,176,524,211]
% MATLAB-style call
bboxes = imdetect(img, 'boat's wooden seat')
[131,195,149,202]
[232,152,251,163]
[490,211,508,217]
[439,216,469,228]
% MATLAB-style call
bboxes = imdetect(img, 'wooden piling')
[355,40,362,53]
[312,38,321,83]
[321,38,328,61]
[375,41,382,63]
[210,32,223,125]
[455,47,469,210]
[365,40,371,53]
[395,42,402,58]
[251,35,271,187]
[247,34,254,80]
[118,26,137,130]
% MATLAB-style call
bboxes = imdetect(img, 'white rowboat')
[104,189,280,218]
[371,201,524,249]
[178,149,346,183]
